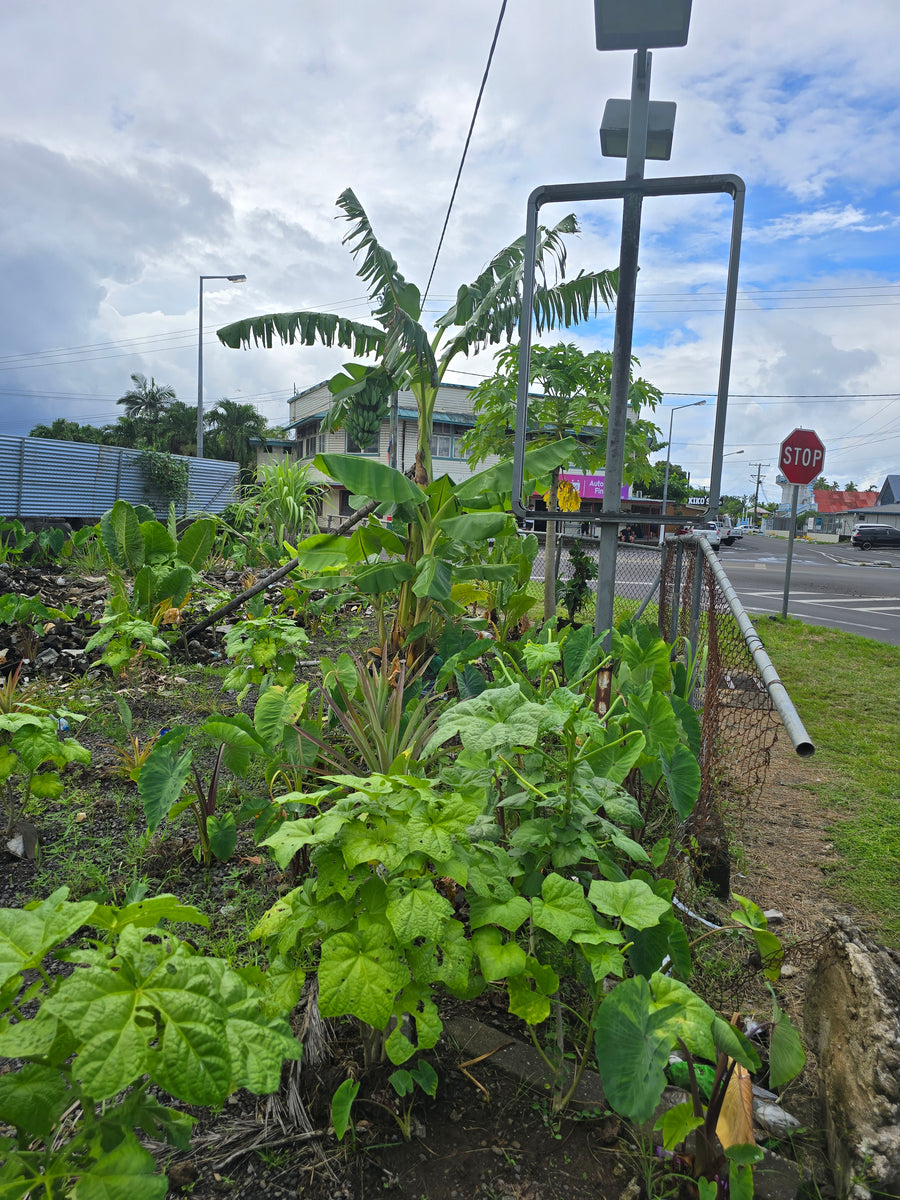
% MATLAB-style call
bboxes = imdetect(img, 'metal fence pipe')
[697,538,814,757]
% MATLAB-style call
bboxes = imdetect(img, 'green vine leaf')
[318,923,410,1028]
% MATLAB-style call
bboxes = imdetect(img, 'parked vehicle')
[714,519,736,546]
[851,524,900,550]
[700,521,722,550]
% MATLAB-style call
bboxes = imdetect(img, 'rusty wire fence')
[658,539,781,815]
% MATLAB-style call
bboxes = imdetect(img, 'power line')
[422,0,507,304]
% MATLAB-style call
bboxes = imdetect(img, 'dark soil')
[0,563,841,1200]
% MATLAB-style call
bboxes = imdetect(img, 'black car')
[851,524,900,550]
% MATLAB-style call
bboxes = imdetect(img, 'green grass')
[752,615,900,944]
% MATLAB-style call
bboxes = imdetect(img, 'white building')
[284,380,498,526]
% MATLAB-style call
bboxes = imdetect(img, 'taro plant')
[0,888,301,1198]
[137,684,312,864]
[138,728,235,865]
[88,499,216,671]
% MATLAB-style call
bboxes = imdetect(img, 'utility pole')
[749,462,769,526]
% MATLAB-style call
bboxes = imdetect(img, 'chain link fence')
[658,539,780,816]
[535,533,663,622]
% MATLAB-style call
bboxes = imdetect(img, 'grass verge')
[753,614,900,944]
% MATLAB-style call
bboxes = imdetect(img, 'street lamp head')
[594,0,692,51]
[600,99,677,160]
[227,275,247,283]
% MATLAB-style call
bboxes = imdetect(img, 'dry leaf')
[716,1060,755,1149]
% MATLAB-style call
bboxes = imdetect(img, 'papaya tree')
[461,342,663,617]
[217,188,617,488]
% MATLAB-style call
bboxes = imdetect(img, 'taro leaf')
[625,692,680,757]
[0,1063,68,1140]
[593,975,678,1124]
[659,742,701,821]
[587,879,671,930]
[471,927,527,982]
[331,1077,360,1142]
[726,1153,759,1200]
[562,622,604,685]
[654,1099,704,1150]
[139,519,175,564]
[71,1136,168,1200]
[0,894,98,988]
[531,873,596,942]
[468,893,532,934]
[711,1017,761,1074]
[671,694,702,756]
[208,813,237,863]
[385,881,454,943]
[318,923,410,1028]
[769,1002,806,1088]
[138,735,193,835]
[581,729,646,786]
[100,500,144,574]
[175,519,215,570]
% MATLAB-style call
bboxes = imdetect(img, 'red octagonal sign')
[779,428,826,486]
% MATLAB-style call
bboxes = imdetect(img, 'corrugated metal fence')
[0,436,239,520]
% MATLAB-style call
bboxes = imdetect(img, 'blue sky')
[1,0,899,506]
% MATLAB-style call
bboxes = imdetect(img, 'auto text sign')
[779,428,825,486]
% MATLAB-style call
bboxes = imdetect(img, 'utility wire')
[422,0,507,306]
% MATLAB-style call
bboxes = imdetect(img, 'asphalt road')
[716,533,900,646]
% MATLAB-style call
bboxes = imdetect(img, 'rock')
[755,1148,804,1200]
[764,909,784,925]
[805,918,900,1198]
[754,1099,802,1138]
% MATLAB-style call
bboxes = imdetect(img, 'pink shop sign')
[559,473,630,501]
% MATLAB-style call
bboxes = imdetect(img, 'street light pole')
[657,399,706,544]
[197,274,246,458]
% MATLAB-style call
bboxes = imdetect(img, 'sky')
[2,0,900,506]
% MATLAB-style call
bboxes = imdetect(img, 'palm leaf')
[217,310,385,357]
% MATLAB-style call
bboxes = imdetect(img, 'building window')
[296,422,320,459]
[430,422,467,460]
[346,430,380,455]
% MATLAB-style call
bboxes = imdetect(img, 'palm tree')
[157,401,198,456]
[204,398,268,477]
[218,188,617,486]
[116,373,176,441]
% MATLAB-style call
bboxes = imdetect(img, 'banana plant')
[218,188,616,485]
[291,439,579,655]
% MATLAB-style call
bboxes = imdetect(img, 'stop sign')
[779,428,825,486]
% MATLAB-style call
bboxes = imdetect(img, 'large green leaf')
[318,924,410,1028]
[438,512,509,545]
[71,1137,168,1200]
[100,500,144,574]
[659,742,701,821]
[531,873,597,942]
[217,309,385,357]
[411,554,452,601]
[176,518,215,569]
[314,453,425,506]
[0,892,97,988]
[0,1063,68,1140]
[587,879,671,930]
[453,438,580,506]
[138,734,193,834]
[385,881,454,943]
[769,1000,806,1087]
[593,975,677,1123]
[353,559,416,595]
[139,520,175,564]
[471,926,527,982]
